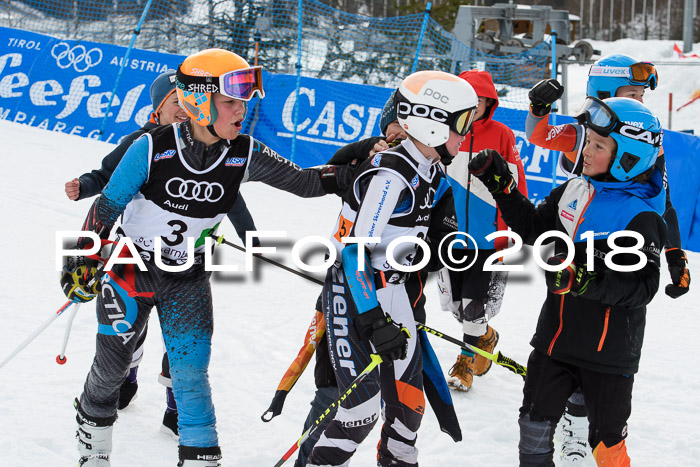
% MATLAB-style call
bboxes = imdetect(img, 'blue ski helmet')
[576,97,662,181]
[586,54,658,99]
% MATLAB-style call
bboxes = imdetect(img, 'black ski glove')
[356,307,410,364]
[665,248,690,298]
[318,161,359,195]
[468,149,517,195]
[544,254,597,296]
[529,79,564,117]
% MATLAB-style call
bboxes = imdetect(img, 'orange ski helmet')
[175,48,264,126]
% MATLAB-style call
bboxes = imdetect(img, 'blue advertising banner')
[3,26,700,251]
[0,26,182,144]
[247,72,394,167]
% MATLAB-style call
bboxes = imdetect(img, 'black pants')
[519,349,633,465]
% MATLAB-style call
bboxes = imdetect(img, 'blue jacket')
[493,168,666,375]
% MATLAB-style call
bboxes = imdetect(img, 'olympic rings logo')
[165,178,224,202]
[51,43,102,72]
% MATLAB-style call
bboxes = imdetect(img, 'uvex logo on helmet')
[397,102,448,123]
[619,124,662,146]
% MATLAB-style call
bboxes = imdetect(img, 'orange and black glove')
[665,248,690,298]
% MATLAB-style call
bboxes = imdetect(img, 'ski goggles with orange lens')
[588,61,658,90]
[175,65,265,101]
[628,62,658,89]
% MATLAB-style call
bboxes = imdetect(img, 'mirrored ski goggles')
[449,107,478,136]
[589,61,658,90]
[175,65,265,101]
[575,96,662,147]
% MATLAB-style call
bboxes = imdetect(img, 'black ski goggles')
[575,96,662,147]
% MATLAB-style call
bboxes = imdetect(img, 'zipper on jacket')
[597,307,611,352]
[548,184,595,355]
[548,295,566,355]
[548,184,596,355]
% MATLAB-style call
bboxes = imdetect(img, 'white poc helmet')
[396,70,478,149]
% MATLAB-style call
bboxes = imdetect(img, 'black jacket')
[76,122,259,245]
[494,171,667,375]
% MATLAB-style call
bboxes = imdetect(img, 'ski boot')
[177,445,221,466]
[75,398,116,467]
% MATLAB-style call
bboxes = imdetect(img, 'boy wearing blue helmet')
[527,54,688,300]
[526,53,690,464]
[469,97,667,466]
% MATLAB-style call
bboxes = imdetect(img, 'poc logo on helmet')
[619,124,662,146]
[397,102,448,122]
[423,88,450,104]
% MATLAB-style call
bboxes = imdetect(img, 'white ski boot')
[75,399,116,467]
[555,411,593,466]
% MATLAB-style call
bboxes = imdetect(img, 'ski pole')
[215,235,527,379]
[0,300,77,370]
[416,322,527,379]
[56,303,81,365]
[214,234,324,286]
[273,354,383,467]
[262,310,326,422]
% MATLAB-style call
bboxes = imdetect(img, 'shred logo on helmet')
[175,48,265,127]
[586,53,658,99]
[575,96,662,180]
[395,70,478,165]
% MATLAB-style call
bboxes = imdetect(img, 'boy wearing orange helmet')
[61,48,353,467]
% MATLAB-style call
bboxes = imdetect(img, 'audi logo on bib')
[165,177,224,202]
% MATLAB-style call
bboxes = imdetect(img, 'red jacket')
[444,70,528,251]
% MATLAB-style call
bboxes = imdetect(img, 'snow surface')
[1,38,699,467]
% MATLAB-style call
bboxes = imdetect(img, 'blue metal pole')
[98,0,154,141]
[411,2,432,73]
[550,30,559,190]
[291,0,304,164]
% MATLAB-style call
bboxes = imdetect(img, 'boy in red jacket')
[437,70,528,392]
